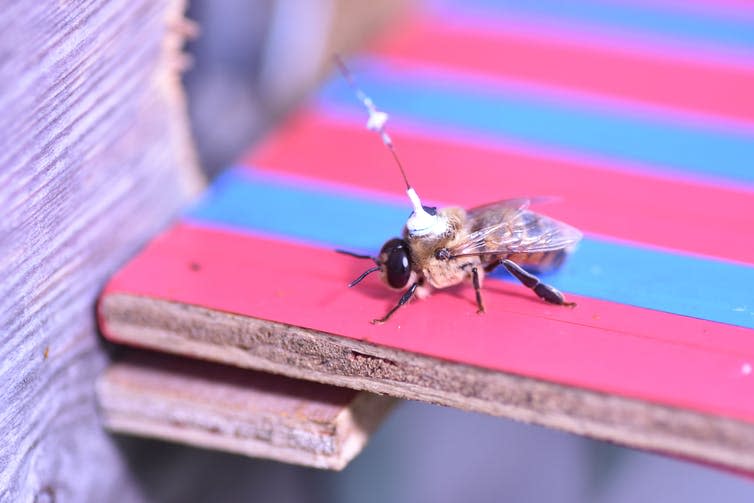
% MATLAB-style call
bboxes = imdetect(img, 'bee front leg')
[372,282,419,324]
[499,259,576,307]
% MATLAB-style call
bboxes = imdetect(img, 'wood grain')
[0,1,202,500]
[102,294,754,474]
[97,351,395,470]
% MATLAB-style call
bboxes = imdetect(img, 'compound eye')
[381,239,412,288]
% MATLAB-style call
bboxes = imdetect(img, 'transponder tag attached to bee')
[334,56,582,324]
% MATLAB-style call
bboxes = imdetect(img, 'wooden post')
[0,1,202,499]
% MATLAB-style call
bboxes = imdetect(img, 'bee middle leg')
[372,282,419,324]
[489,259,576,307]
[471,266,485,314]
[460,263,486,314]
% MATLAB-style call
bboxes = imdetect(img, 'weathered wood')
[98,351,395,470]
[102,294,754,474]
[0,1,202,500]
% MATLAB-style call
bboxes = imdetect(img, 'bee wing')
[466,196,557,215]
[449,199,582,258]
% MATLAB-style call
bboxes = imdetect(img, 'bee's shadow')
[347,280,393,300]
[344,268,543,309]
[443,281,542,307]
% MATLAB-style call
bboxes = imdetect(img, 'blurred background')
[120,401,754,502]
[111,0,754,501]
[183,0,405,177]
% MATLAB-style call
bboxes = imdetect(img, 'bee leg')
[372,282,419,324]
[500,259,576,307]
[471,266,485,314]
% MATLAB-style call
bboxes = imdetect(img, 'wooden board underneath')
[101,294,754,474]
[97,350,396,470]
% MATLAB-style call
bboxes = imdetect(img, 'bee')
[334,57,581,324]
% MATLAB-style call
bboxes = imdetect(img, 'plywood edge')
[100,293,754,473]
[157,0,206,195]
[96,351,396,470]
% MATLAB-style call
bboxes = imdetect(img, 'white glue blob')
[406,187,448,237]
[366,110,389,133]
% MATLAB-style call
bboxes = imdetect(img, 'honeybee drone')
[335,57,582,324]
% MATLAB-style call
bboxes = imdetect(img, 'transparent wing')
[448,199,582,258]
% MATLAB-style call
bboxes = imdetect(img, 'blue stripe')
[433,0,754,54]
[317,61,754,186]
[185,168,754,329]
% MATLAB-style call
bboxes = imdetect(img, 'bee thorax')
[423,257,480,289]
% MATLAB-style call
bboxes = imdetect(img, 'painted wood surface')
[100,0,754,473]
[98,351,395,470]
[0,1,203,500]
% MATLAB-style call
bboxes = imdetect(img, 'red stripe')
[245,112,754,266]
[369,16,754,125]
[103,223,754,423]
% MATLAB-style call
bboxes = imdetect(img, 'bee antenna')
[335,249,377,262]
[335,248,382,286]
[348,265,381,288]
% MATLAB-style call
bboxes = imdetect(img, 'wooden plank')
[0,0,202,500]
[100,188,754,422]
[99,0,754,478]
[100,292,754,474]
[97,351,395,470]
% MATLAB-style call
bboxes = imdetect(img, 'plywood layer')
[97,350,395,470]
[101,294,754,474]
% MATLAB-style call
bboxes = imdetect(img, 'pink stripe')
[629,0,754,17]
[418,9,754,68]
[102,223,754,423]
[245,113,754,266]
[370,16,754,124]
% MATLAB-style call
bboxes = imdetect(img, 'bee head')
[336,239,413,289]
[378,238,413,289]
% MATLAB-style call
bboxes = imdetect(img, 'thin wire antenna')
[335,55,444,237]
[334,54,410,190]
